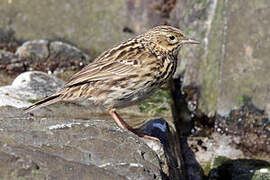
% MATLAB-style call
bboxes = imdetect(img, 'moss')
[211,156,231,169]
[139,87,172,116]
[27,99,42,104]
[31,169,40,175]
[202,161,212,176]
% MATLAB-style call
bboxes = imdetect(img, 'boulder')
[0,71,64,108]
[0,106,164,179]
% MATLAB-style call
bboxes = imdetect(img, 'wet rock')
[216,99,270,159]
[0,71,64,108]
[188,133,244,167]
[208,158,270,180]
[0,106,165,179]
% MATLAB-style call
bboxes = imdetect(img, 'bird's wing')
[65,60,141,87]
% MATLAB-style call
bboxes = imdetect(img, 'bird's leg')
[109,109,159,141]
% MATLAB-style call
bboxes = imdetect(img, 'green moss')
[27,99,42,104]
[139,88,172,116]
[31,169,40,175]
[211,156,231,169]
[202,161,212,176]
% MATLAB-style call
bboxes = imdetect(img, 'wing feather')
[65,60,141,87]
[65,42,156,87]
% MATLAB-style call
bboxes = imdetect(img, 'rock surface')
[208,158,270,180]
[0,0,169,56]
[170,0,270,117]
[0,71,64,108]
[0,70,184,179]
[0,106,164,180]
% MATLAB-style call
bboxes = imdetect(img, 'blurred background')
[0,0,269,179]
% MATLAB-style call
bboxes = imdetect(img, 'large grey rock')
[0,106,164,179]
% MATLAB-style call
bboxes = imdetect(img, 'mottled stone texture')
[171,0,270,116]
[0,106,163,180]
[0,0,166,56]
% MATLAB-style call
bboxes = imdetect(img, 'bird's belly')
[103,83,159,109]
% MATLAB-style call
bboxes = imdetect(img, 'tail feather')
[24,94,62,113]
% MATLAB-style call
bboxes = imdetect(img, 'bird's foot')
[109,109,159,141]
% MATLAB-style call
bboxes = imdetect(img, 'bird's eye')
[169,35,175,40]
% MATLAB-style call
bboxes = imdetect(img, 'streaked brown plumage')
[24,25,199,140]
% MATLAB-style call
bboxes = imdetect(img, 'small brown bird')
[24,25,199,140]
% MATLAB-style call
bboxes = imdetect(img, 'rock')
[188,133,244,167]
[215,100,270,159]
[0,49,26,74]
[169,0,270,163]
[0,0,168,56]
[208,158,270,180]
[170,0,270,117]
[1,39,92,74]
[0,106,164,179]
[0,71,64,108]
[14,40,91,73]
[16,40,50,60]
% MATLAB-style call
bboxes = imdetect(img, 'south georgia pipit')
[24,25,200,141]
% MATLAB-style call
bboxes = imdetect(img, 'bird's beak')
[182,38,200,44]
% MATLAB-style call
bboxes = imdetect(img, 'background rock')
[0,71,64,108]
[208,159,270,180]
[0,0,169,56]
[170,0,270,117]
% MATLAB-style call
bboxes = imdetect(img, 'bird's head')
[144,25,200,56]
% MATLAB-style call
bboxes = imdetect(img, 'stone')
[0,49,26,74]
[0,71,64,108]
[16,40,50,60]
[0,106,166,179]
[208,159,270,180]
[170,0,270,117]
[0,0,168,56]
[14,40,92,73]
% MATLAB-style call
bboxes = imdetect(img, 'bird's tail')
[24,94,62,113]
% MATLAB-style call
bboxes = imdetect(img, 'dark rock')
[169,0,270,162]
[208,159,270,180]
[216,99,270,158]
[0,50,26,74]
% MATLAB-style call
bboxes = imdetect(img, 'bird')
[24,25,200,141]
